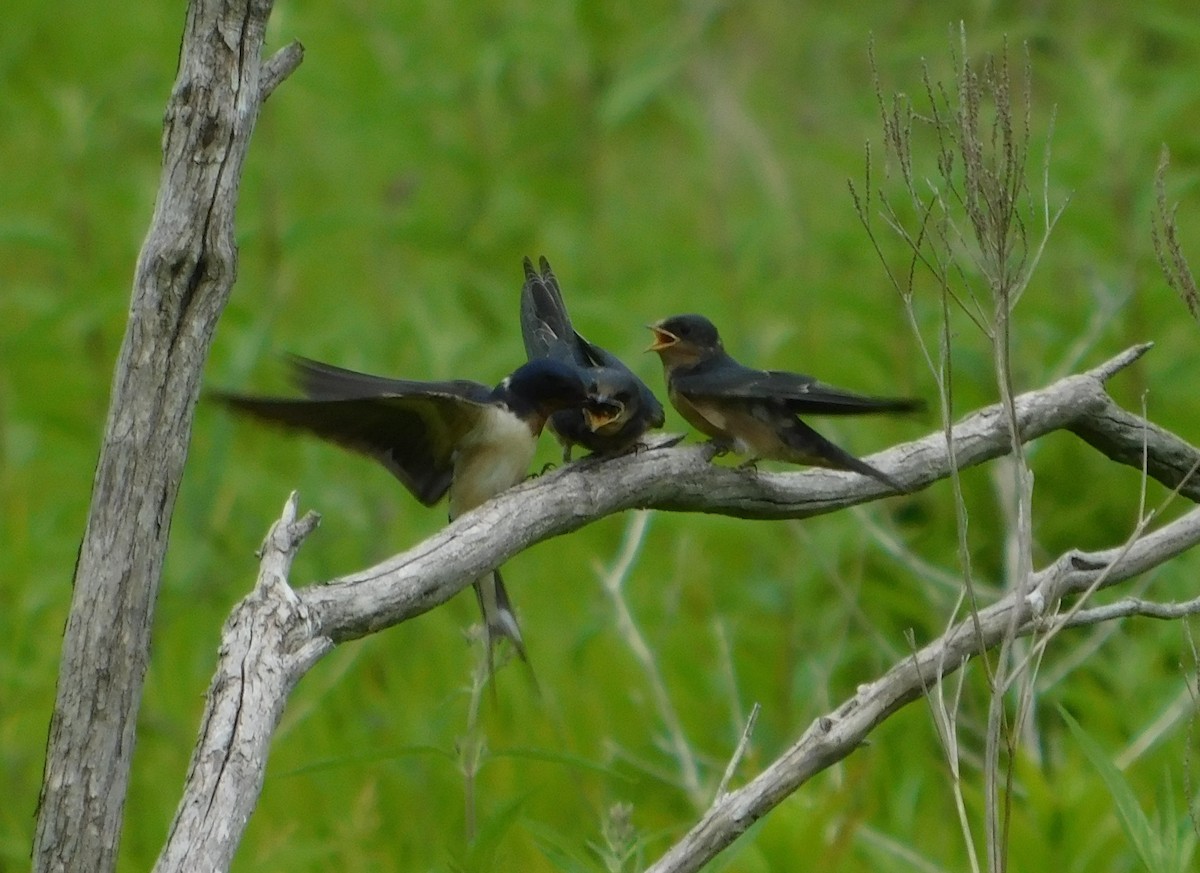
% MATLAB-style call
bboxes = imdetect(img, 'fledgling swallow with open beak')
[214,355,604,677]
[520,256,665,460]
[647,314,923,491]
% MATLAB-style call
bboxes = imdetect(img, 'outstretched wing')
[216,359,494,506]
[288,355,490,406]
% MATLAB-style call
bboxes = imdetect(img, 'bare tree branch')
[644,507,1200,873]
[1053,595,1200,627]
[262,41,305,101]
[1069,394,1200,500]
[33,2,298,871]
[154,495,328,873]
[36,4,1196,867]
[154,341,1200,868]
[303,342,1153,643]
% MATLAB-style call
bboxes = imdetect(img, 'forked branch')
[644,507,1200,873]
[153,342,1200,871]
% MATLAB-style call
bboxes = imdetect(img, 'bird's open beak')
[583,398,624,432]
[646,324,678,352]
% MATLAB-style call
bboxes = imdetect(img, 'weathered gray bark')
[32,2,301,870]
[154,495,329,873]
[644,505,1200,873]
[27,3,1199,867]
[152,343,1200,870]
[305,343,1158,639]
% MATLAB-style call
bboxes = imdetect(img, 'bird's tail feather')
[783,391,925,416]
[782,419,908,493]
[520,256,574,358]
[473,570,528,665]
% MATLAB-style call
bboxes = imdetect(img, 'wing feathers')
[215,386,488,506]
[673,356,922,416]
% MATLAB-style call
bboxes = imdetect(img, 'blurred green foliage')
[3,1,1200,871]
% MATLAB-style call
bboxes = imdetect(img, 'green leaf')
[1059,707,1161,872]
[466,791,534,872]
[492,745,632,781]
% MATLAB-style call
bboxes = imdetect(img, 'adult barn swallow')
[647,314,922,491]
[520,256,665,460]
[215,355,597,671]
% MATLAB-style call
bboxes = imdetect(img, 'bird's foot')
[736,457,761,472]
[704,439,733,461]
[530,462,558,478]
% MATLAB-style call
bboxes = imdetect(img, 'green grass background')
[4,1,1200,870]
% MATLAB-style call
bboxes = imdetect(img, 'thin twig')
[1053,595,1200,627]
[645,508,1200,873]
[260,41,304,101]
[712,618,746,743]
[595,512,705,806]
[714,703,761,800]
[1115,680,1200,771]
[917,631,982,873]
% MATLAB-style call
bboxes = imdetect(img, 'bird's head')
[581,371,636,434]
[646,314,723,366]
[501,358,591,419]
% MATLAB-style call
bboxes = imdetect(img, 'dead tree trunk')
[31,3,300,870]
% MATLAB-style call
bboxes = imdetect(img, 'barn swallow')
[215,355,600,675]
[520,256,665,460]
[647,314,923,491]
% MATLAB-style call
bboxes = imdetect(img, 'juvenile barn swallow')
[215,355,599,673]
[520,256,665,460]
[647,314,923,491]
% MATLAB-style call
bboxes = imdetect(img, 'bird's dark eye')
[613,390,632,405]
